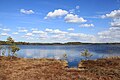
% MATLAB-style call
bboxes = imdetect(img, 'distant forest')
[0,41,120,45]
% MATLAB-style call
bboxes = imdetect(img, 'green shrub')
[10,44,20,56]
[0,37,20,57]
[1,47,6,56]
[0,45,3,56]
[63,53,67,60]
[81,49,93,60]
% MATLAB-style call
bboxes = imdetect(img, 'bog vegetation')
[81,49,93,60]
[0,37,20,57]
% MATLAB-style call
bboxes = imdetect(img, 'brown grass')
[0,56,86,80]
[78,57,120,80]
[0,56,120,80]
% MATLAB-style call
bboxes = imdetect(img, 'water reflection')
[16,45,120,67]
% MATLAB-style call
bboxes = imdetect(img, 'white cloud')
[51,34,66,39]
[98,9,120,42]
[69,9,75,14]
[20,9,34,14]
[1,33,9,36]
[45,28,53,32]
[101,10,120,28]
[64,14,87,23]
[52,29,68,34]
[12,32,19,35]
[22,32,34,39]
[3,28,10,31]
[45,29,97,42]
[68,33,96,42]
[76,6,80,9]
[40,28,98,42]
[110,19,120,27]
[18,29,28,32]
[80,24,94,27]
[109,27,120,30]
[98,27,120,42]
[101,10,120,18]
[111,21,120,27]
[22,36,34,40]
[32,30,46,34]
[44,9,68,19]
[67,28,74,31]
[31,30,48,39]
[68,33,94,39]
[45,28,68,35]
[25,33,34,37]
[39,34,48,39]
[31,28,38,31]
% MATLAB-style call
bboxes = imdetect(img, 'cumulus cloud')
[98,27,120,42]
[68,33,96,42]
[109,27,120,30]
[45,28,68,35]
[99,9,120,42]
[21,33,34,40]
[101,9,120,29]
[45,28,53,32]
[20,9,34,14]
[44,9,68,19]
[1,33,9,36]
[3,28,11,32]
[13,27,98,42]
[39,34,48,39]
[67,28,74,31]
[12,32,19,35]
[22,36,34,40]
[51,34,66,39]
[69,33,94,39]
[45,28,96,42]
[31,29,48,39]
[101,10,120,18]
[110,19,120,27]
[31,28,38,31]
[52,29,68,34]
[64,14,87,23]
[18,28,28,33]
[25,33,34,37]
[111,21,120,27]
[32,30,45,34]
[80,24,94,27]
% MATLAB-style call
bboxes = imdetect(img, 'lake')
[10,44,120,67]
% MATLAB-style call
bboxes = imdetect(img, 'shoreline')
[0,41,120,45]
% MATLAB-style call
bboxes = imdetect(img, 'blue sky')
[0,0,120,43]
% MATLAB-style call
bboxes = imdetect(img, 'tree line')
[0,41,119,45]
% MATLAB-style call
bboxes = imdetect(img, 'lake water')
[12,44,120,67]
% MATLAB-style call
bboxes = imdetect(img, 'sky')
[0,0,120,43]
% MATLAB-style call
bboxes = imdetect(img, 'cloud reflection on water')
[17,45,120,67]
